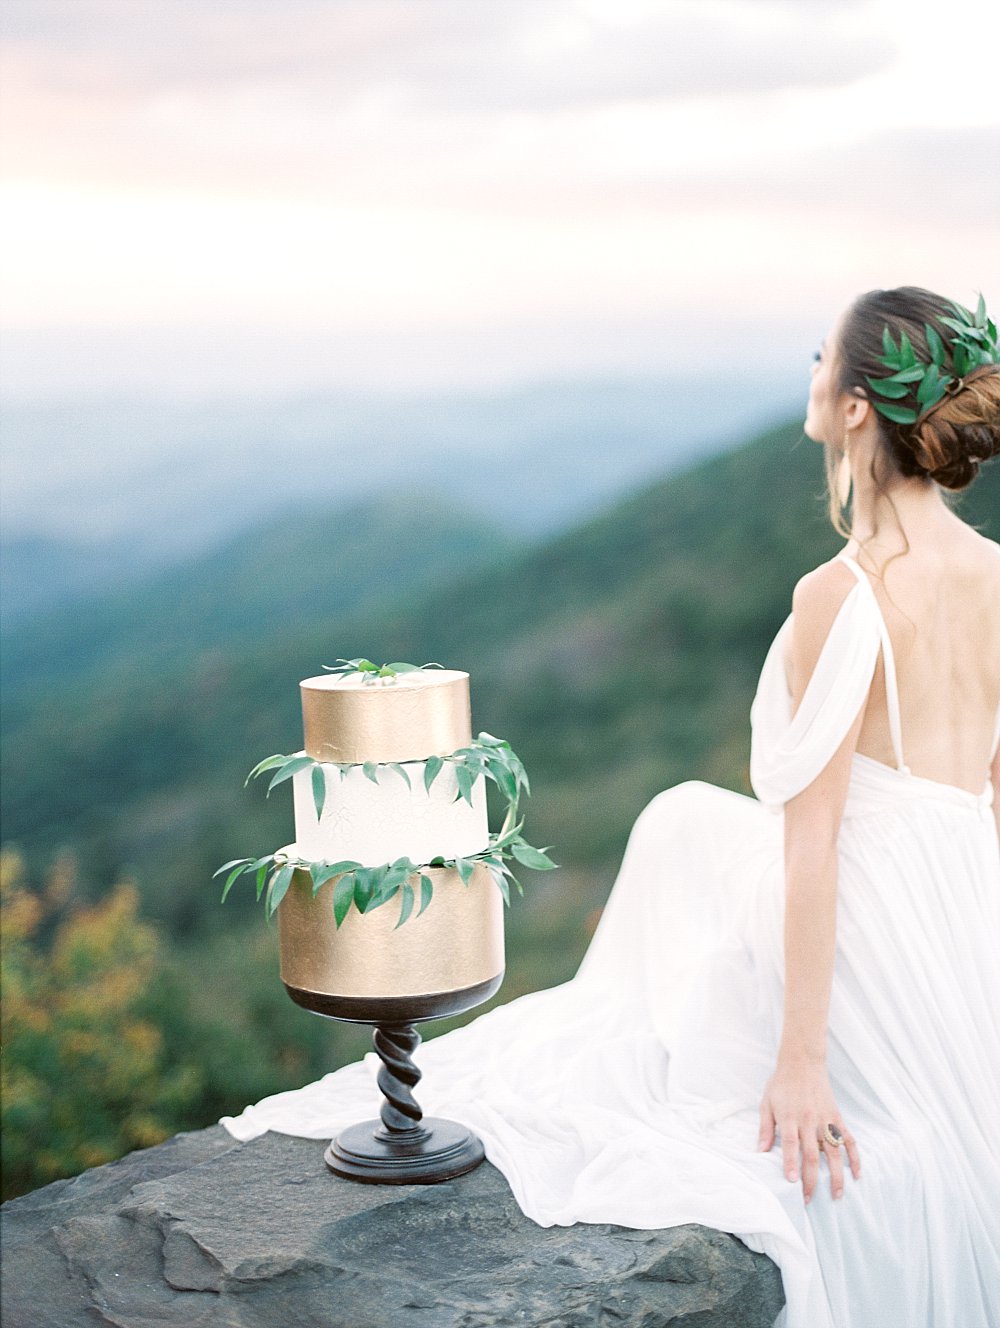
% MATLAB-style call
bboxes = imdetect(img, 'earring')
[836,449,852,507]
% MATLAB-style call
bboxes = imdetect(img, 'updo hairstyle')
[836,286,1000,491]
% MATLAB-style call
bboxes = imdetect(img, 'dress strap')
[836,553,909,773]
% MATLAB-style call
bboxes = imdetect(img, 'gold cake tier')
[277,862,504,1002]
[300,669,472,765]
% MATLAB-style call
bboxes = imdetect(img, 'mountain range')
[1,373,800,624]
[2,421,997,942]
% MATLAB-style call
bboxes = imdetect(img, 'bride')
[223,287,1000,1328]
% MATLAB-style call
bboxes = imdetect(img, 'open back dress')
[223,552,1000,1327]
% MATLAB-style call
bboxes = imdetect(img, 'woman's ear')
[843,392,872,431]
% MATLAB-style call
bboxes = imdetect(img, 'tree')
[1,849,198,1200]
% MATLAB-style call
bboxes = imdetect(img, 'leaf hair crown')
[866,294,999,426]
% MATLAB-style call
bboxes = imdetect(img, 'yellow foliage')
[0,849,197,1200]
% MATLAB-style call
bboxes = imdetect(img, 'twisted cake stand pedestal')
[325,1023,482,1183]
[285,974,503,1185]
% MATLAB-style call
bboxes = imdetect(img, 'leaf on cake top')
[321,658,444,684]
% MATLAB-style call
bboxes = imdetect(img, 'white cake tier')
[291,757,489,867]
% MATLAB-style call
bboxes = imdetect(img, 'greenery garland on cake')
[241,730,530,823]
[215,666,556,927]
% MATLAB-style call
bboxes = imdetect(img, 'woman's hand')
[758,1050,861,1203]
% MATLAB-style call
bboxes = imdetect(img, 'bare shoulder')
[791,558,859,634]
[956,529,1000,618]
[787,559,860,694]
[971,531,1000,579]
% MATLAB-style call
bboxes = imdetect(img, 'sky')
[1,0,998,398]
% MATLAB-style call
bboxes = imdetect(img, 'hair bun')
[909,365,1000,491]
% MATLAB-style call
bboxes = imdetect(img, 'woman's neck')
[847,453,949,553]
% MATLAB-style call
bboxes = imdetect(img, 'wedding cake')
[215,658,555,1183]
[276,666,506,1021]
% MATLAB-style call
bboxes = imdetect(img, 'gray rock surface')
[1,1127,784,1328]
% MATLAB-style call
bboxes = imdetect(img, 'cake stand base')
[325,1118,485,1184]
[322,1021,487,1185]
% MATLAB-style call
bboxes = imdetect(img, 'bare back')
[846,521,1000,794]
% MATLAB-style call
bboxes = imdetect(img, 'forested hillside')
[4,423,998,931]
[2,493,518,700]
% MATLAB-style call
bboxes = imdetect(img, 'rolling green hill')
[2,492,518,706]
[4,420,996,941]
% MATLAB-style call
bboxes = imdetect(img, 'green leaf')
[311,859,362,891]
[455,763,475,807]
[352,867,377,913]
[488,865,511,906]
[454,857,474,886]
[266,863,295,917]
[385,662,421,673]
[381,857,417,892]
[390,762,412,790]
[418,874,434,916]
[362,761,380,785]
[916,369,945,407]
[220,862,250,902]
[476,731,507,747]
[925,324,945,366]
[266,756,314,795]
[873,400,918,425]
[975,293,987,327]
[367,881,401,912]
[510,841,558,870]
[251,861,268,899]
[244,754,294,786]
[882,326,897,358]
[888,366,926,384]
[395,882,415,928]
[213,857,250,878]
[491,760,519,803]
[423,755,444,793]
[365,863,392,907]
[333,872,356,926]
[311,764,327,820]
[953,344,972,377]
[865,376,911,400]
[898,330,916,368]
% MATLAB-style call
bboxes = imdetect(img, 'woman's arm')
[758,561,864,1202]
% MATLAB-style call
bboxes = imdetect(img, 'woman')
[224,287,1000,1326]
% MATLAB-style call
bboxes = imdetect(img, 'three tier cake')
[277,666,506,1022]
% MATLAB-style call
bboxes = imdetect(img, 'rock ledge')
[1,1126,784,1327]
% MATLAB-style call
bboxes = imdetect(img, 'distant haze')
[1,372,802,554]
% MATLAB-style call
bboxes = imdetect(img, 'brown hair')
[825,286,1000,536]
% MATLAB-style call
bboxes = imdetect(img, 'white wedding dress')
[222,552,1000,1327]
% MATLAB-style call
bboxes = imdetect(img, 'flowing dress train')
[222,553,1000,1327]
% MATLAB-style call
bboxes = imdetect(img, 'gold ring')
[822,1123,844,1148]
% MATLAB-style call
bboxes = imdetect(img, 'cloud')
[0,0,898,209]
[641,125,1000,225]
[1,0,891,114]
